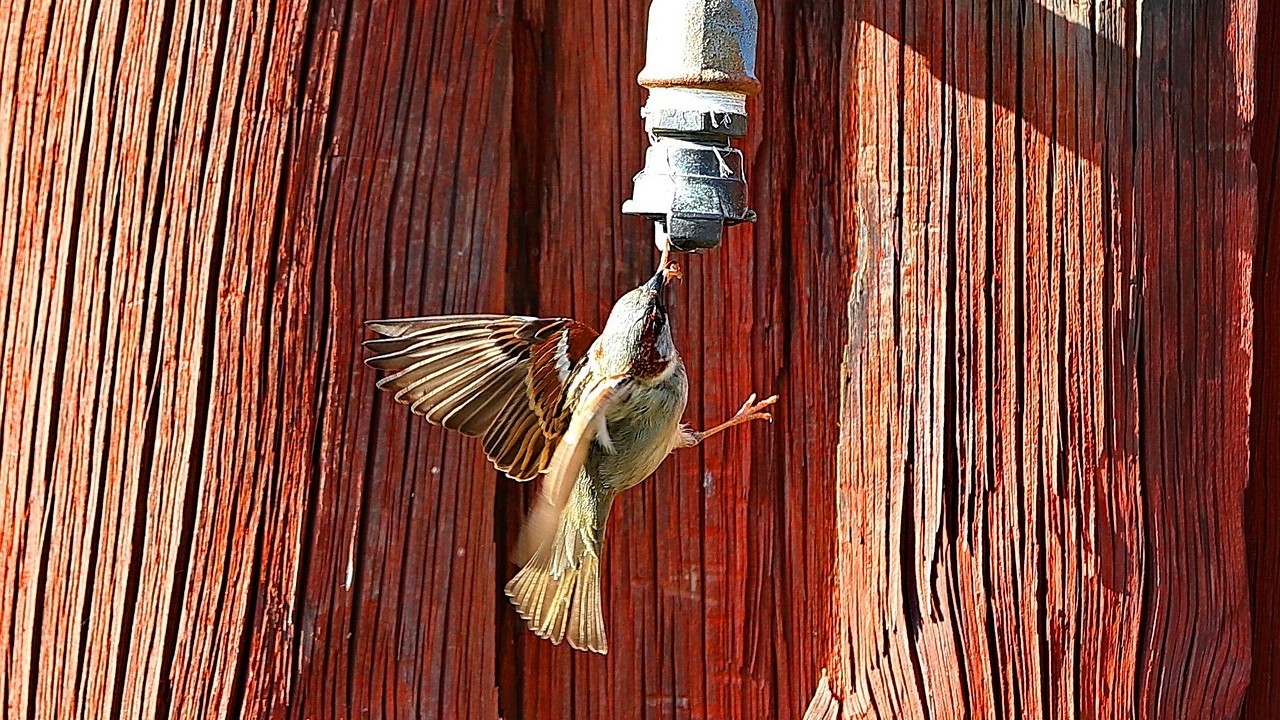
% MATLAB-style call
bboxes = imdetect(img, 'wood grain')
[835,0,1256,717]
[0,0,1270,718]
[1246,0,1280,716]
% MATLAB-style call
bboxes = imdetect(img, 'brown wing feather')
[513,374,632,566]
[364,314,599,480]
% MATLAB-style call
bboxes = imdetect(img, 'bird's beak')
[640,268,668,317]
[643,267,666,293]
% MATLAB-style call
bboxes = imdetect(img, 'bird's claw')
[735,393,779,423]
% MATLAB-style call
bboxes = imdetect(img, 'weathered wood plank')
[834,0,1255,717]
[494,2,846,718]
[0,0,511,716]
[1,0,302,716]
[1134,1,1254,715]
[1246,0,1279,716]
[284,0,511,717]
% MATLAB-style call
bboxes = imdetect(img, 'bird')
[362,260,777,654]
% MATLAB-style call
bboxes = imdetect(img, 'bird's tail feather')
[504,511,608,654]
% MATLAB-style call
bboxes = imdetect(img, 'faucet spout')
[622,0,761,253]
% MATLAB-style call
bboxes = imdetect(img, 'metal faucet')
[622,0,760,253]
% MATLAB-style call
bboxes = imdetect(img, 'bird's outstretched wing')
[364,315,599,480]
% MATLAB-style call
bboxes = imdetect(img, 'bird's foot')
[680,393,779,447]
[730,392,778,424]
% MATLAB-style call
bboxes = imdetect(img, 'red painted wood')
[834,0,1256,717]
[0,0,1270,718]
[1246,0,1280,716]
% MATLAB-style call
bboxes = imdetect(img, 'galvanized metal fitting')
[622,0,760,252]
[636,0,760,95]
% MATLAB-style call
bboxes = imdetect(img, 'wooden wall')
[838,0,1257,717]
[0,0,1272,718]
[1246,0,1280,714]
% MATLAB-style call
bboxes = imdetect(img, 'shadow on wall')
[880,0,1136,165]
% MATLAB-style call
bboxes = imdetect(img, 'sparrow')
[363,261,777,654]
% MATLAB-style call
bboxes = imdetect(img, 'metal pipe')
[622,0,760,253]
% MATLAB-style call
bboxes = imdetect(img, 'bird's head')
[596,264,680,378]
